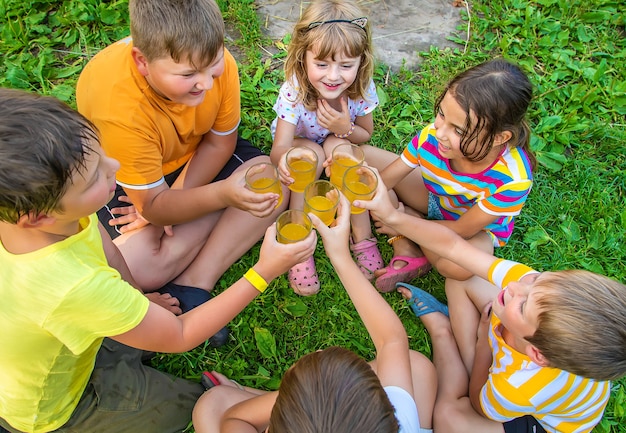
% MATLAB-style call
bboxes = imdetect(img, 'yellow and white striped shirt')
[480,259,611,433]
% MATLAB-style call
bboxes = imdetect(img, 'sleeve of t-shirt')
[400,126,432,168]
[273,81,302,127]
[385,386,421,433]
[351,79,379,117]
[45,269,150,355]
[478,179,533,217]
[487,258,538,289]
[211,49,241,134]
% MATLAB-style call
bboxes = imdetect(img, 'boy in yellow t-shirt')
[359,176,626,433]
[0,88,315,433]
[76,0,287,311]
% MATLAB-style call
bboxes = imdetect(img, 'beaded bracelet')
[334,121,355,139]
[387,235,406,245]
[243,268,268,293]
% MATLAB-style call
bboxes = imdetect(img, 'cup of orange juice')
[276,210,312,244]
[303,180,339,226]
[286,147,318,193]
[342,165,378,214]
[329,143,364,187]
[245,163,283,208]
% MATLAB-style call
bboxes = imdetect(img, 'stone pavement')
[254,0,466,70]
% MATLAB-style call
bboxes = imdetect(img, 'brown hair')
[129,0,224,68]
[269,346,399,433]
[0,89,98,223]
[434,58,537,169]
[284,0,374,111]
[528,270,626,381]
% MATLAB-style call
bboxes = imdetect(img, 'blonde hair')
[528,270,626,381]
[284,0,374,111]
[269,347,398,433]
[129,0,224,68]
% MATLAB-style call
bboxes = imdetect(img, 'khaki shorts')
[1,339,204,433]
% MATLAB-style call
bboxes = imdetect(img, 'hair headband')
[307,17,368,31]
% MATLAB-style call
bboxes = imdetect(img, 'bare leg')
[399,286,504,433]
[175,157,289,291]
[369,350,437,429]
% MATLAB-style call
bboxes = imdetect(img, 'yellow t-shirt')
[76,37,241,189]
[0,214,149,432]
[481,259,610,432]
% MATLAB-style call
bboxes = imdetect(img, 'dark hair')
[268,346,399,433]
[434,58,536,169]
[0,88,98,223]
[528,270,626,381]
[129,0,225,68]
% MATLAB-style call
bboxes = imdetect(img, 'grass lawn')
[1,0,625,432]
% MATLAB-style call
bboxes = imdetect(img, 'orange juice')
[250,177,283,207]
[278,222,310,244]
[288,158,317,192]
[330,155,360,187]
[343,180,374,214]
[304,195,336,226]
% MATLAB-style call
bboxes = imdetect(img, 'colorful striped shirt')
[481,259,611,432]
[401,124,533,246]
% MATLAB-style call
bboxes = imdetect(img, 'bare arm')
[469,304,493,415]
[221,392,278,433]
[98,222,140,289]
[359,173,498,280]
[312,196,414,396]
[110,224,317,352]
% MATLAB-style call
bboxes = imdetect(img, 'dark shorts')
[0,339,204,433]
[503,415,547,433]
[98,137,264,239]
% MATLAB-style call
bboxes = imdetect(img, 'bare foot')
[145,292,182,315]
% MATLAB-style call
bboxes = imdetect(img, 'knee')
[435,257,473,281]
[433,399,468,433]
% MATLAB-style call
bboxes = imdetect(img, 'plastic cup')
[342,165,378,214]
[303,180,339,226]
[329,143,365,187]
[286,147,318,193]
[245,163,283,208]
[276,210,312,244]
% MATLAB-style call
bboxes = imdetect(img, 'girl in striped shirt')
[363,59,536,370]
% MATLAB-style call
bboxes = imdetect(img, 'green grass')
[1,0,625,431]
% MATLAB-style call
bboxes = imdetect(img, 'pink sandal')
[350,237,384,282]
[288,256,320,296]
[374,255,432,293]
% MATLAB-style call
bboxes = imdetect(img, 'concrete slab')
[255,0,466,70]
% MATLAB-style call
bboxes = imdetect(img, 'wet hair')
[528,270,626,381]
[434,58,536,169]
[284,0,374,111]
[129,0,224,68]
[268,346,399,433]
[0,88,98,223]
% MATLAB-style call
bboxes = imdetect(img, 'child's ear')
[16,212,56,229]
[525,344,549,367]
[131,47,150,76]
[494,130,513,147]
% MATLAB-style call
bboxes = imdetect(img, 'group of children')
[0,0,625,432]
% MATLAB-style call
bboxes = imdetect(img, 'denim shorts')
[0,339,204,433]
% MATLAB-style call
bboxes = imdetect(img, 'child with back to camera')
[363,58,536,370]
[358,177,626,433]
[192,193,437,433]
[270,0,384,295]
[0,88,316,433]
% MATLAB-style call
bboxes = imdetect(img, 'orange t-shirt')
[76,37,240,189]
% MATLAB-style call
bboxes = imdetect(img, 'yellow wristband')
[244,268,268,293]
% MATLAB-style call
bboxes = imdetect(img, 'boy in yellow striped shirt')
[359,176,626,433]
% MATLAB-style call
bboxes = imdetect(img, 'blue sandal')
[396,282,449,318]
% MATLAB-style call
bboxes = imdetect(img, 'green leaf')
[283,298,308,317]
[523,226,551,249]
[588,219,607,249]
[254,327,277,360]
[559,220,581,242]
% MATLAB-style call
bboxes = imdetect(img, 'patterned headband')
[307,17,368,32]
